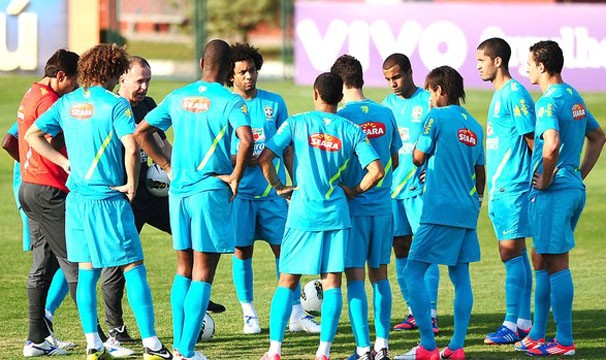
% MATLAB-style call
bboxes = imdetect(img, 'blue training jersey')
[530,83,599,195]
[145,81,250,197]
[339,99,401,216]
[486,79,535,200]
[416,105,485,229]
[266,111,379,231]
[35,86,135,199]
[382,88,430,199]
[231,89,288,200]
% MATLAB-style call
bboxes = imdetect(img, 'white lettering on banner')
[298,18,468,71]
[481,26,606,77]
[0,0,37,71]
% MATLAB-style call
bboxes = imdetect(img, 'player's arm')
[523,132,534,151]
[283,145,294,178]
[533,129,559,190]
[112,134,140,202]
[391,152,399,170]
[24,124,69,172]
[223,125,253,200]
[2,132,19,162]
[413,148,427,167]
[134,120,171,176]
[580,126,606,180]
[259,147,295,199]
[475,164,486,204]
[342,159,385,198]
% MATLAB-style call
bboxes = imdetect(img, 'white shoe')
[183,351,208,360]
[289,315,320,333]
[23,340,69,356]
[104,336,135,358]
[45,335,76,350]
[243,315,262,334]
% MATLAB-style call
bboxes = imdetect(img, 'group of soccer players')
[5,35,605,360]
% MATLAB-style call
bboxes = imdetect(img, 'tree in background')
[207,0,279,42]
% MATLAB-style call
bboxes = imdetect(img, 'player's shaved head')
[314,72,343,105]
[330,54,364,89]
[202,39,232,74]
[477,37,511,70]
[383,53,411,72]
[425,66,466,106]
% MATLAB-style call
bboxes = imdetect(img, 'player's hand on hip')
[339,184,357,199]
[276,186,296,201]
[532,169,556,190]
[110,184,137,202]
[216,174,239,201]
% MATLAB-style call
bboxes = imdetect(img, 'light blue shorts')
[409,223,480,266]
[233,197,287,247]
[65,193,143,268]
[488,193,532,241]
[346,215,393,269]
[170,190,235,253]
[392,195,423,237]
[279,227,348,275]
[529,189,585,255]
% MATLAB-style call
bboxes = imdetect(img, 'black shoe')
[206,300,225,313]
[108,325,134,342]
[97,323,108,343]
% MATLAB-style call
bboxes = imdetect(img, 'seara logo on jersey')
[181,97,211,113]
[457,128,478,147]
[361,122,386,138]
[572,104,586,120]
[309,133,342,151]
[70,104,94,119]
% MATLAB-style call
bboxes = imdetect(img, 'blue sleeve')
[510,91,536,136]
[276,95,289,128]
[535,98,559,137]
[476,128,486,166]
[585,110,599,134]
[113,98,136,138]
[266,117,293,155]
[415,111,438,155]
[145,94,173,132]
[388,111,402,154]
[352,125,379,169]
[228,96,251,132]
[7,122,18,137]
[35,100,63,137]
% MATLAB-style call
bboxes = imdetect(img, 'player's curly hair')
[424,66,466,106]
[330,54,364,89]
[529,40,564,75]
[226,43,264,87]
[78,43,130,89]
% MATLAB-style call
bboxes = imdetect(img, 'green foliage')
[207,0,279,42]
[1,77,605,359]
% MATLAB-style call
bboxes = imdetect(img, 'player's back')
[44,86,134,199]
[339,99,401,215]
[382,88,430,199]
[531,83,599,193]
[486,79,535,199]
[420,105,484,229]
[146,81,249,197]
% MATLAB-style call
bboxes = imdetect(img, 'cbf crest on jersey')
[309,133,342,151]
[412,105,424,122]
[264,105,274,120]
[361,121,386,138]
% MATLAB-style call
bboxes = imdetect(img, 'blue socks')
[233,256,253,303]
[170,274,191,353]
[550,269,574,346]
[320,288,343,343]
[448,263,473,350]
[179,281,211,358]
[395,257,410,307]
[124,265,156,338]
[269,286,294,342]
[425,264,440,314]
[372,279,391,340]
[519,250,533,322]
[347,281,369,347]
[404,260,436,351]
[45,269,69,317]
[529,269,550,341]
[504,256,524,324]
[76,268,101,333]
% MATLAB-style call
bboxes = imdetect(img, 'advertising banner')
[295,2,606,91]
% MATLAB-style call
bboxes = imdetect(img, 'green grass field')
[0,75,605,359]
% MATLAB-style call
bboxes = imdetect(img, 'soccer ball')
[300,279,323,317]
[145,164,170,197]
[197,313,215,342]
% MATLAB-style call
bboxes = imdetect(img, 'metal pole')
[194,0,207,79]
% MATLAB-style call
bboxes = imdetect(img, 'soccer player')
[330,54,401,360]
[135,39,253,360]
[476,37,535,344]
[381,53,440,333]
[25,43,173,360]
[522,40,605,357]
[17,48,80,357]
[395,66,485,360]
[258,72,385,360]
[227,43,320,334]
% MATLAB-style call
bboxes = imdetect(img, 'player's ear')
[56,70,66,83]
[494,56,503,68]
[313,88,319,101]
